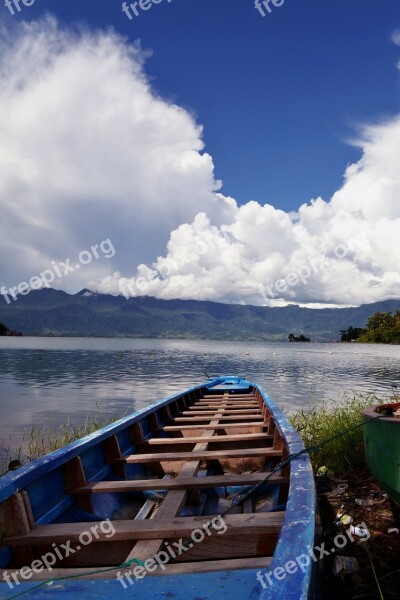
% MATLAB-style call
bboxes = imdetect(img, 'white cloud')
[1,19,400,309]
[0,18,232,291]
[97,116,400,307]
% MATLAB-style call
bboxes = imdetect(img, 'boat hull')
[362,403,400,505]
[0,377,318,599]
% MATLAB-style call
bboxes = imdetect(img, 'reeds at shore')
[289,393,385,476]
[0,408,122,476]
[0,393,389,478]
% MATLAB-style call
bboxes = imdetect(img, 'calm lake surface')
[0,337,399,452]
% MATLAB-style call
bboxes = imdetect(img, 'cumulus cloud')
[0,17,232,292]
[97,116,400,307]
[1,18,400,308]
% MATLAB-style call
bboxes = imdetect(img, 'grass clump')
[289,393,384,476]
[0,407,124,476]
[25,412,122,462]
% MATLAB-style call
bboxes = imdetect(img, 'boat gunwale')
[362,402,400,423]
[253,384,317,600]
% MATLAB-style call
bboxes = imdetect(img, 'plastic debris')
[330,483,348,496]
[336,513,353,525]
[355,494,387,507]
[317,466,328,478]
[355,498,374,506]
[332,556,359,576]
[388,528,399,535]
[349,524,370,538]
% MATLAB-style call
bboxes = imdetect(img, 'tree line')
[341,310,400,344]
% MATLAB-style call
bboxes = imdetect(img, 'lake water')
[0,337,399,455]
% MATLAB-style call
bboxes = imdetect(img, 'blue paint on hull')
[0,376,318,599]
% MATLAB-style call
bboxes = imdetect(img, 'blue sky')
[1,0,400,307]
[4,0,400,211]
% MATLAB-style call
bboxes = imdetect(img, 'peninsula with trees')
[356,310,400,344]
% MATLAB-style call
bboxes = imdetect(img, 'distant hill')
[1,289,400,341]
[0,321,22,336]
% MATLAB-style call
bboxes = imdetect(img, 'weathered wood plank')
[64,457,93,513]
[171,534,278,562]
[181,407,263,418]
[104,435,127,479]
[195,401,258,405]
[68,472,287,494]
[116,448,282,463]
[162,421,265,431]
[201,395,256,400]
[139,433,273,445]
[174,415,264,422]
[7,512,285,545]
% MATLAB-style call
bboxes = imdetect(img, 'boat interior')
[0,383,290,581]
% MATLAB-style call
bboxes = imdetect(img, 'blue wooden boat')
[0,376,317,599]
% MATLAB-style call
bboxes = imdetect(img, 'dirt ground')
[318,470,400,599]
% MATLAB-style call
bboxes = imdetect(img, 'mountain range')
[1,289,400,341]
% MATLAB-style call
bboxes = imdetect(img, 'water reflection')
[0,338,399,447]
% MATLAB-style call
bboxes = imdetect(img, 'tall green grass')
[0,408,123,476]
[25,412,122,461]
[289,393,384,476]
[0,394,389,479]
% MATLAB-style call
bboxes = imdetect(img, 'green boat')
[362,402,400,505]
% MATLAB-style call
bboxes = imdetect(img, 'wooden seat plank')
[7,512,285,545]
[193,402,260,407]
[174,415,263,422]
[68,472,288,494]
[195,398,258,402]
[179,408,262,417]
[116,447,282,463]
[201,395,256,400]
[193,404,260,412]
[162,422,265,431]
[140,433,273,445]
[116,447,282,464]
